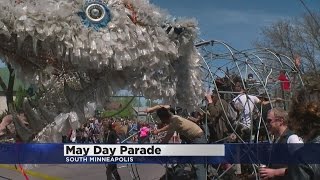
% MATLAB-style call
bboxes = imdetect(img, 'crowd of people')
[61,117,159,145]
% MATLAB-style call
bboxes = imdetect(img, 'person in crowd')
[113,121,127,143]
[104,122,121,180]
[285,85,320,179]
[0,112,29,136]
[204,91,239,178]
[146,105,207,180]
[61,135,68,143]
[138,123,150,143]
[278,70,290,92]
[93,118,101,143]
[188,111,202,125]
[82,123,90,143]
[75,128,82,143]
[232,81,282,141]
[205,91,230,143]
[255,93,273,142]
[148,106,186,143]
[259,107,303,180]
[70,129,77,143]
[188,108,211,142]
[99,119,107,143]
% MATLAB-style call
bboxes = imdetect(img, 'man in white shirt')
[232,82,282,140]
[232,93,260,128]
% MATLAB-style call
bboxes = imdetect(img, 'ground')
[0,164,166,180]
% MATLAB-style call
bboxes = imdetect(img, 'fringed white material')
[0,0,203,106]
[33,111,81,143]
[0,0,204,142]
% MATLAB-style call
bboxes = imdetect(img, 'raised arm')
[145,105,171,113]
[153,124,169,135]
[261,97,283,105]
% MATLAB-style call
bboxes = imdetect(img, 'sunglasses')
[267,117,281,123]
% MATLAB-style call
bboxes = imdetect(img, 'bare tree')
[255,12,320,73]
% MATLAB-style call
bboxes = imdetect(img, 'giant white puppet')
[0,0,204,142]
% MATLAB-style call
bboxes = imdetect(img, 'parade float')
[0,0,204,142]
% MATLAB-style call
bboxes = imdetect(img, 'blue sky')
[151,0,320,49]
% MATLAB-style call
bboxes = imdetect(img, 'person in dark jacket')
[259,108,303,180]
[104,123,121,180]
[205,91,230,143]
[285,85,320,180]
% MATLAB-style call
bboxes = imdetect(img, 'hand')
[259,167,276,179]
[205,94,213,103]
[144,105,170,113]
[152,129,159,135]
[144,108,152,113]
[275,97,283,102]
[228,133,237,141]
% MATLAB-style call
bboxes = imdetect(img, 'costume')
[0,0,204,142]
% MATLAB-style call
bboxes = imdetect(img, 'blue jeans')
[191,134,207,180]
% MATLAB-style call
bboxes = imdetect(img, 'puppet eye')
[78,0,111,31]
[86,4,106,22]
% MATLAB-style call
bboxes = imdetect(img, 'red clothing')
[278,73,290,91]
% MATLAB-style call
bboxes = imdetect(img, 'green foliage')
[101,108,133,118]
[14,86,28,111]
[0,67,25,91]
[133,97,146,107]
[101,97,136,118]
